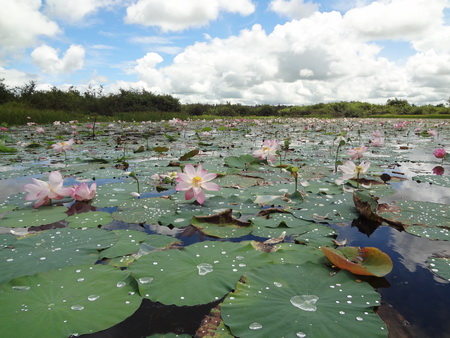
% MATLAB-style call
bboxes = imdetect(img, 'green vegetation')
[1,79,449,125]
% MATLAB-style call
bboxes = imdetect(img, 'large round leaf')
[221,263,387,337]
[0,228,118,284]
[129,241,271,306]
[0,206,68,228]
[66,211,113,228]
[0,264,141,338]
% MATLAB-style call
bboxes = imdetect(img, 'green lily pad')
[0,264,141,338]
[129,241,271,306]
[66,211,113,228]
[221,262,387,337]
[215,174,264,188]
[0,206,68,228]
[0,233,16,250]
[377,200,450,240]
[0,228,118,284]
[427,257,450,281]
[113,198,176,224]
[99,230,151,259]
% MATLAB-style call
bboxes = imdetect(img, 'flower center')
[192,176,203,187]
[356,165,363,173]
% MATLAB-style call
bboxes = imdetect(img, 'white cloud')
[269,0,319,19]
[31,45,86,74]
[0,0,60,54]
[44,0,119,23]
[120,5,450,105]
[0,67,37,87]
[343,0,448,40]
[125,0,255,32]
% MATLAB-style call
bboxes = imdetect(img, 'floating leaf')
[179,149,200,161]
[0,264,141,338]
[427,256,450,281]
[129,241,271,306]
[0,228,118,284]
[0,206,68,228]
[221,262,387,337]
[191,209,252,239]
[321,246,393,277]
[66,211,113,228]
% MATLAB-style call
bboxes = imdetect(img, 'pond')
[0,118,449,338]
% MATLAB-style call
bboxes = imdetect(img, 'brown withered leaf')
[193,209,250,227]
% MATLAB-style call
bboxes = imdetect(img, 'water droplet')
[77,278,85,282]
[39,257,46,261]
[71,305,84,311]
[339,311,345,315]
[88,295,100,301]
[297,332,307,337]
[138,277,154,284]
[356,316,364,321]
[12,286,30,291]
[116,281,126,288]
[249,322,263,330]
[197,263,213,275]
[290,295,319,312]
[274,282,283,287]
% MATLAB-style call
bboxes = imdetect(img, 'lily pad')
[0,264,141,338]
[377,200,450,239]
[427,257,450,281]
[321,246,393,277]
[0,233,16,250]
[66,211,113,228]
[129,241,271,306]
[113,198,176,224]
[191,209,252,239]
[0,228,118,284]
[221,262,387,337]
[0,206,68,228]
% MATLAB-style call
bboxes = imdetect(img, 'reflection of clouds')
[381,179,450,204]
[147,223,183,236]
[0,176,34,202]
[389,228,450,283]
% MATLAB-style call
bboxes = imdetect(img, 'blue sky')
[1,0,450,106]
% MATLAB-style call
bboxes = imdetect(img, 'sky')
[1,0,450,106]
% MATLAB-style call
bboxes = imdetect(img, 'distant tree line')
[1,79,449,118]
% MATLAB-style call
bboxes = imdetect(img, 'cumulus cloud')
[122,3,448,105]
[125,0,255,31]
[269,0,319,19]
[343,0,448,40]
[0,0,60,53]
[31,45,86,74]
[44,0,119,23]
[0,67,37,87]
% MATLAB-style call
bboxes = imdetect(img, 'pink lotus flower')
[347,144,368,159]
[176,163,220,204]
[35,127,45,134]
[428,129,438,137]
[253,139,280,163]
[370,137,384,147]
[51,139,74,153]
[70,182,97,201]
[0,127,7,131]
[24,171,72,208]
[433,148,446,159]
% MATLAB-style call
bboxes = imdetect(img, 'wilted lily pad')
[321,246,393,277]
[191,209,252,238]
[221,262,387,337]
[0,264,141,338]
